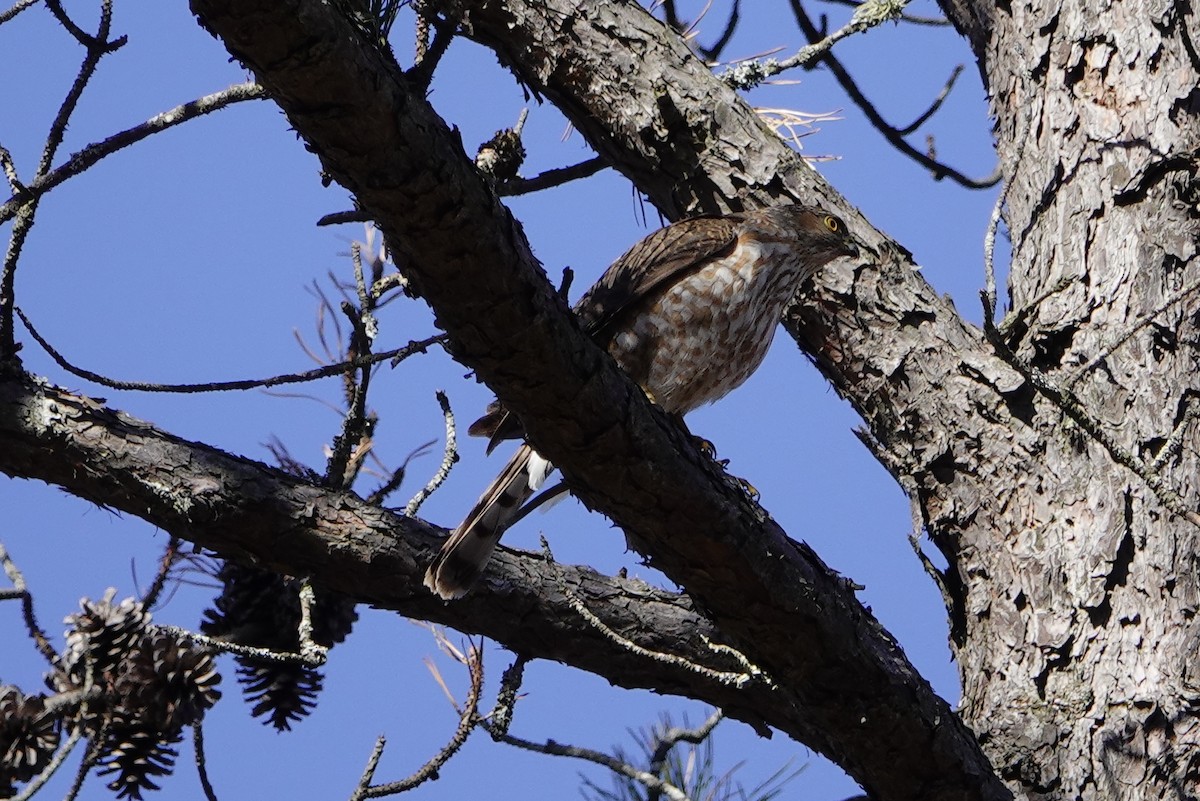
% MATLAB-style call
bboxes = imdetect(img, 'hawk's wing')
[573,214,743,343]
[469,213,744,449]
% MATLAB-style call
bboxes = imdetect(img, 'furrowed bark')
[935,0,1200,796]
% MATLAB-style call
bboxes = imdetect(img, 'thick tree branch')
[0,376,776,732]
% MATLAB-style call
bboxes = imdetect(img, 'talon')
[736,476,760,501]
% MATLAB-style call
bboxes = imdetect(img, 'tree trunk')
[936,0,1200,796]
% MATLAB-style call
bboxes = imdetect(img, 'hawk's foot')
[693,435,719,459]
[729,474,760,501]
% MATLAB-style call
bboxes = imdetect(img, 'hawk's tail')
[424,443,552,599]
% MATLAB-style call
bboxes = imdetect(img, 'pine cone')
[59,589,151,687]
[202,561,356,729]
[95,631,220,799]
[0,686,60,795]
[48,591,223,798]
[96,722,180,800]
[237,660,322,731]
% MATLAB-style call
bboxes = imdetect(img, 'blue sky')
[1,1,1005,798]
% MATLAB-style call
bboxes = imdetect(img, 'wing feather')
[466,213,744,444]
[573,214,742,342]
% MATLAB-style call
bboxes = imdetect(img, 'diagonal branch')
[0,82,266,225]
[722,0,911,89]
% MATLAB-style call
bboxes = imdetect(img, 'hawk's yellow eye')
[824,215,840,233]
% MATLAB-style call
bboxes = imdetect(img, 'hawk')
[425,204,863,599]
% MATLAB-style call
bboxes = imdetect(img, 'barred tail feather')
[424,444,542,600]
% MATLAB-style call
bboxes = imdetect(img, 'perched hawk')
[425,204,863,599]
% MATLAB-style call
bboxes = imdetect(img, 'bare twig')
[319,156,609,206]
[475,109,529,184]
[983,104,1033,322]
[40,0,121,175]
[63,719,107,801]
[321,153,609,206]
[17,306,444,393]
[365,438,435,505]
[413,2,430,63]
[405,13,454,90]
[0,540,56,664]
[140,538,182,609]
[3,0,119,358]
[296,578,330,664]
[0,0,40,26]
[349,736,388,801]
[781,0,1001,190]
[316,209,372,227]
[351,244,377,336]
[0,143,20,193]
[647,709,724,771]
[696,0,740,62]
[479,723,693,801]
[305,275,349,366]
[371,272,408,302]
[897,64,964,135]
[193,722,219,801]
[402,391,458,516]
[6,78,335,371]
[1152,395,1199,471]
[0,83,267,225]
[903,485,951,610]
[496,154,610,196]
[41,686,103,718]
[326,255,374,480]
[538,538,762,688]
[722,0,909,89]
[983,130,1024,318]
[660,0,682,32]
[44,0,121,50]
[354,643,483,798]
[820,0,951,26]
[153,624,327,668]
[486,655,528,740]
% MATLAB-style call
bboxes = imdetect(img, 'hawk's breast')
[608,238,807,415]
